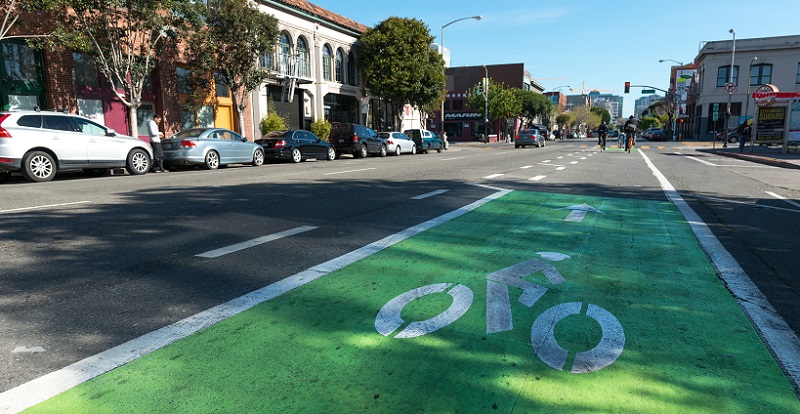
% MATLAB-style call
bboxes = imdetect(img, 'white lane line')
[569,161,579,165]
[542,160,552,163]
[324,168,377,176]
[197,226,318,258]
[557,156,564,159]
[0,201,91,214]
[441,157,466,161]
[640,149,800,393]
[679,193,800,213]
[412,189,449,200]
[766,191,800,209]
[520,166,534,169]
[0,186,512,413]
[484,174,505,179]
[529,175,546,181]
[580,157,587,160]
[538,162,564,167]
[555,167,566,171]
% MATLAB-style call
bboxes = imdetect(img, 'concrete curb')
[715,151,800,170]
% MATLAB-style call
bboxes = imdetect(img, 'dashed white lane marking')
[0,201,91,214]
[520,166,534,169]
[441,157,466,161]
[542,160,552,163]
[580,157,587,160]
[412,189,449,200]
[538,162,564,167]
[569,161,579,165]
[556,167,566,171]
[197,226,318,258]
[484,174,505,179]
[641,149,800,393]
[766,191,800,209]
[677,152,775,168]
[529,175,546,181]
[0,186,513,413]
[324,168,377,176]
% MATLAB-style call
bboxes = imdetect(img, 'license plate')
[338,139,344,143]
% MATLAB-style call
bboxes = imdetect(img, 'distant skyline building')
[634,94,665,118]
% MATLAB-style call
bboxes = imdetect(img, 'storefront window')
[77,98,105,123]
[136,103,154,136]
[177,68,192,94]
[8,95,38,110]
[2,43,38,83]
[73,53,99,87]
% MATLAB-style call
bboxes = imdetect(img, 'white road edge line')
[411,189,449,200]
[0,201,91,214]
[323,167,377,176]
[766,191,800,209]
[639,149,800,393]
[196,226,318,258]
[0,185,513,413]
[529,175,546,181]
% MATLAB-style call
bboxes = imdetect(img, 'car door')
[73,117,129,166]
[206,129,234,163]
[301,131,325,158]
[395,133,410,152]
[41,115,89,167]
[221,130,249,162]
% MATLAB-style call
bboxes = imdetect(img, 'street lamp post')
[725,28,736,148]
[659,59,686,141]
[745,56,758,151]
[483,64,489,138]
[440,15,481,137]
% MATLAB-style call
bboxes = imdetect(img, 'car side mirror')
[106,129,117,137]
[242,136,248,142]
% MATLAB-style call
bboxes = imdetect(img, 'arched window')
[347,51,356,86]
[335,49,344,83]
[322,45,332,81]
[279,33,291,76]
[296,37,309,78]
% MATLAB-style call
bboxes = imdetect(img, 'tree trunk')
[128,105,139,138]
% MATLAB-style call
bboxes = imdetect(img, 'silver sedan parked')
[162,128,264,170]
[377,131,416,155]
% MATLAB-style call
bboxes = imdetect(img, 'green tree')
[465,79,521,122]
[591,106,611,124]
[186,0,278,135]
[638,115,661,131]
[514,89,553,125]
[54,0,198,136]
[358,17,445,128]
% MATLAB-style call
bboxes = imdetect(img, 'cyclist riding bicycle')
[623,116,638,153]
[597,122,608,151]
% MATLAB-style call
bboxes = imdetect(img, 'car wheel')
[252,149,264,166]
[424,144,430,154]
[326,147,336,161]
[394,146,401,156]
[356,144,368,159]
[83,168,109,177]
[0,171,11,183]
[21,151,56,182]
[334,150,341,159]
[515,144,520,148]
[411,145,417,155]
[379,144,387,157]
[203,150,220,170]
[291,147,302,163]
[436,146,443,153]
[126,148,151,175]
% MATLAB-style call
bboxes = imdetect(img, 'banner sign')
[756,106,786,143]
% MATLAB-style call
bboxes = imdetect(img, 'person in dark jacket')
[598,122,608,150]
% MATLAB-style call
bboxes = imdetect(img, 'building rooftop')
[271,0,370,34]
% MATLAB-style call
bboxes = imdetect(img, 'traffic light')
[624,82,630,93]
[476,82,483,95]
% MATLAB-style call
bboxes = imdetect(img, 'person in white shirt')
[147,115,165,172]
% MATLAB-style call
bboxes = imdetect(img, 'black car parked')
[328,123,379,159]
[255,130,335,163]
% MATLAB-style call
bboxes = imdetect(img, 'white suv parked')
[0,110,153,183]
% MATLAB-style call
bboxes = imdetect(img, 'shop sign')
[756,106,786,143]
[444,112,482,121]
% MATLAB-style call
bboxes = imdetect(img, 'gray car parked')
[162,127,264,170]
[0,109,153,183]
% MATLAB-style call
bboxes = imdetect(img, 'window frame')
[716,65,739,87]
[322,45,332,81]
[749,63,772,86]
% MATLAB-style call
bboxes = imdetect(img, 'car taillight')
[179,139,197,148]
[274,139,287,149]
[353,133,358,142]
[386,139,394,145]
[0,114,11,138]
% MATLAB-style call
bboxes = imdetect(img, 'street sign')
[725,82,737,93]
[713,103,719,122]
[641,89,655,94]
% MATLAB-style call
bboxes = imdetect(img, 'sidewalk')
[710,144,800,170]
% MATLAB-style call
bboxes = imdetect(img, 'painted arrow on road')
[560,203,604,222]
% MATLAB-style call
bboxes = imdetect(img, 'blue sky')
[308,0,800,116]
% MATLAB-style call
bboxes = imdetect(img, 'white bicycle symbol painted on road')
[375,252,625,373]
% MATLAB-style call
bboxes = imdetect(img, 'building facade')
[691,34,800,140]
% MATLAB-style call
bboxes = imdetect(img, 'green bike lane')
[16,189,800,413]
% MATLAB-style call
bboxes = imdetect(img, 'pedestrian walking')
[148,115,165,172]
[442,131,449,150]
[737,120,751,153]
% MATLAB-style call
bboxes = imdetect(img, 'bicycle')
[375,252,626,374]
[625,133,634,153]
